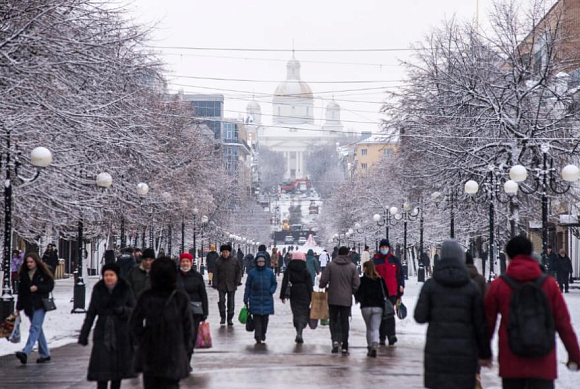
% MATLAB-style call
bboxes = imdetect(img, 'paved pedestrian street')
[0,276,506,389]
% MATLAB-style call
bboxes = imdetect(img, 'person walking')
[213,244,242,326]
[280,251,313,343]
[373,239,404,346]
[466,251,487,296]
[236,248,245,273]
[319,249,330,272]
[331,246,338,260]
[11,249,24,293]
[556,249,573,293]
[349,247,360,268]
[319,246,360,355]
[130,257,194,389]
[78,263,136,389]
[205,244,219,286]
[42,244,59,274]
[126,248,154,298]
[485,236,580,389]
[116,248,135,279]
[15,253,55,364]
[177,253,208,358]
[244,253,256,274]
[361,246,370,267]
[283,248,293,272]
[546,246,558,278]
[256,245,271,268]
[355,261,388,358]
[244,254,277,344]
[305,249,320,285]
[271,247,280,276]
[414,240,492,389]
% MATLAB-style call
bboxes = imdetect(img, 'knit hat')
[220,244,232,252]
[441,240,464,262]
[179,253,193,263]
[258,244,267,252]
[292,251,306,261]
[379,239,390,248]
[142,248,156,260]
[101,263,121,277]
[210,244,216,250]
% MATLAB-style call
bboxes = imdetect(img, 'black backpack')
[501,274,555,357]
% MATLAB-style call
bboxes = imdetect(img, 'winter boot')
[341,344,349,356]
[227,312,234,326]
[331,342,339,354]
[220,312,226,326]
[370,342,378,358]
[388,335,398,346]
[15,352,27,365]
[295,326,304,344]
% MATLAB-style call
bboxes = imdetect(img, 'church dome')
[247,100,261,112]
[273,58,313,99]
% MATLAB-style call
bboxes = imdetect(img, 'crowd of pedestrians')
[8,235,580,389]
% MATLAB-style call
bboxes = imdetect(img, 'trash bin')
[418,266,425,282]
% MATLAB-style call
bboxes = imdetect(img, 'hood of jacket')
[506,255,542,282]
[333,254,352,265]
[433,257,470,287]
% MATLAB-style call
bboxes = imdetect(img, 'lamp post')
[136,182,150,248]
[72,171,113,314]
[200,215,208,265]
[394,202,420,280]
[1,143,52,322]
[507,145,579,268]
[192,207,199,259]
[465,166,515,282]
[431,188,458,238]
[373,206,398,243]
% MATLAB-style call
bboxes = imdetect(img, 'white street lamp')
[403,202,412,212]
[193,207,199,216]
[504,180,519,195]
[30,147,53,168]
[465,180,479,195]
[509,165,528,183]
[373,214,381,222]
[96,172,113,188]
[137,182,149,196]
[562,164,580,182]
[201,215,209,224]
[389,206,399,216]
[431,191,444,203]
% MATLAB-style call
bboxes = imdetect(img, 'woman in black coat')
[177,253,209,356]
[130,257,194,389]
[15,253,55,365]
[78,263,136,389]
[414,240,491,389]
[280,251,313,344]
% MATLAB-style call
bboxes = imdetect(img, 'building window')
[224,122,238,142]
[361,163,368,170]
[383,148,392,156]
[361,149,368,156]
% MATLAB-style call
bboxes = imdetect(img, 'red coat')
[484,255,580,380]
[372,252,404,297]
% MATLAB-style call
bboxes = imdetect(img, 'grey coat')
[319,255,360,307]
[213,255,242,292]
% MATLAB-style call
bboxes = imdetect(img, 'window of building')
[361,149,368,156]
[191,101,222,117]
[224,122,238,142]
[383,148,392,156]
[361,163,368,170]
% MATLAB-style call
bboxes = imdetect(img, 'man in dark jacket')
[213,244,242,325]
[257,245,271,268]
[556,249,573,293]
[205,244,219,286]
[116,248,135,278]
[546,246,558,277]
[126,248,154,298]
[414,240,492,389]
[236,248,244,273]
[319,246,360,355]
[373,239,404,346]
[349,247,360,268]
[485,236,580,388]
[466,251,487,297]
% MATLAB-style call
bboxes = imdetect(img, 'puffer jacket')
[415,257,491,389]
[319,255,360,307]
[244,266,277,315]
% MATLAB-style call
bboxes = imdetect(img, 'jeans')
[361,307,383,347]
[502,378,554,389]
[23,309,50,358]
[328,305,351,348]
[379,296,398,342]
[218,290,236,320]
[143,375,179,389]
[97,381,121,389]
[253,314,269,341]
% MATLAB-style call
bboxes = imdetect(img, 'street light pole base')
[71,283,86,314]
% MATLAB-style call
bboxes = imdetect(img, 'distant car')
[298,237,307,245]
[284,236,295,244]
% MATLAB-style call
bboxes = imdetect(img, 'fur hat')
[142,248,156,260]
[379,239,390,248]
[101,263,121,277]
[220,244,232,252]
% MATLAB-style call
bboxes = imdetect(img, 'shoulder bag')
[379,278,394,320]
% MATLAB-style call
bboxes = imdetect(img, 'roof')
[357,134,395,145]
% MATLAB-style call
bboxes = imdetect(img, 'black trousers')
[502,378,554,389]
[190,315,202,356]
[379,296,398,342]
[558,273,570,292]
[97,381,121,389]
[143,375,179,389]
[253,314,269,340]
[218,290,236,320]
[328,305,351,348]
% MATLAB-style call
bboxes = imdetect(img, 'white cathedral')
[246,57,344,180]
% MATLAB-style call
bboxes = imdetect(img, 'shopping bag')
[309,291,329,320]
[308,318,318,330]
[195,322,212,349]
[246,314,255,332]
[320,318,329,326]
[238,306,248,324]
[396,300,408,320]
[0,313,16,339]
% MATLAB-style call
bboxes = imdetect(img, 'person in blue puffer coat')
[244,255,277,344]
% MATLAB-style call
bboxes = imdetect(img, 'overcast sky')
[125,0,511,134]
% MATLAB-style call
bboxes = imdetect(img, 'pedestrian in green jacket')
[126,248,154,298]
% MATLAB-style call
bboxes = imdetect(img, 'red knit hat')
[179,253,193,263]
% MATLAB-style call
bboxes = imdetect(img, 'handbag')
[246,313,255,332]
[396,300,408,320]
[190,301,204,316]
[285,281,292,299]
[195,322,212,349]
[42,293,57,312]
[379,279,395,320]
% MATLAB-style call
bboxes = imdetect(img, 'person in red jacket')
[485,236,580,389]
[372,239,404,346]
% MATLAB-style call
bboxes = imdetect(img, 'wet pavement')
[0,275,503,388]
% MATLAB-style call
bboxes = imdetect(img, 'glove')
[202,315,208,322]
[78,338,88,346]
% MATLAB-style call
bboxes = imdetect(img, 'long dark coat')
[280,260,312,328]
[130,288,193,381]
[213,255,242,292]
[414,257,491,389]
[78,279,136,382]
[16,268,54,318]
[177,269,209,318]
